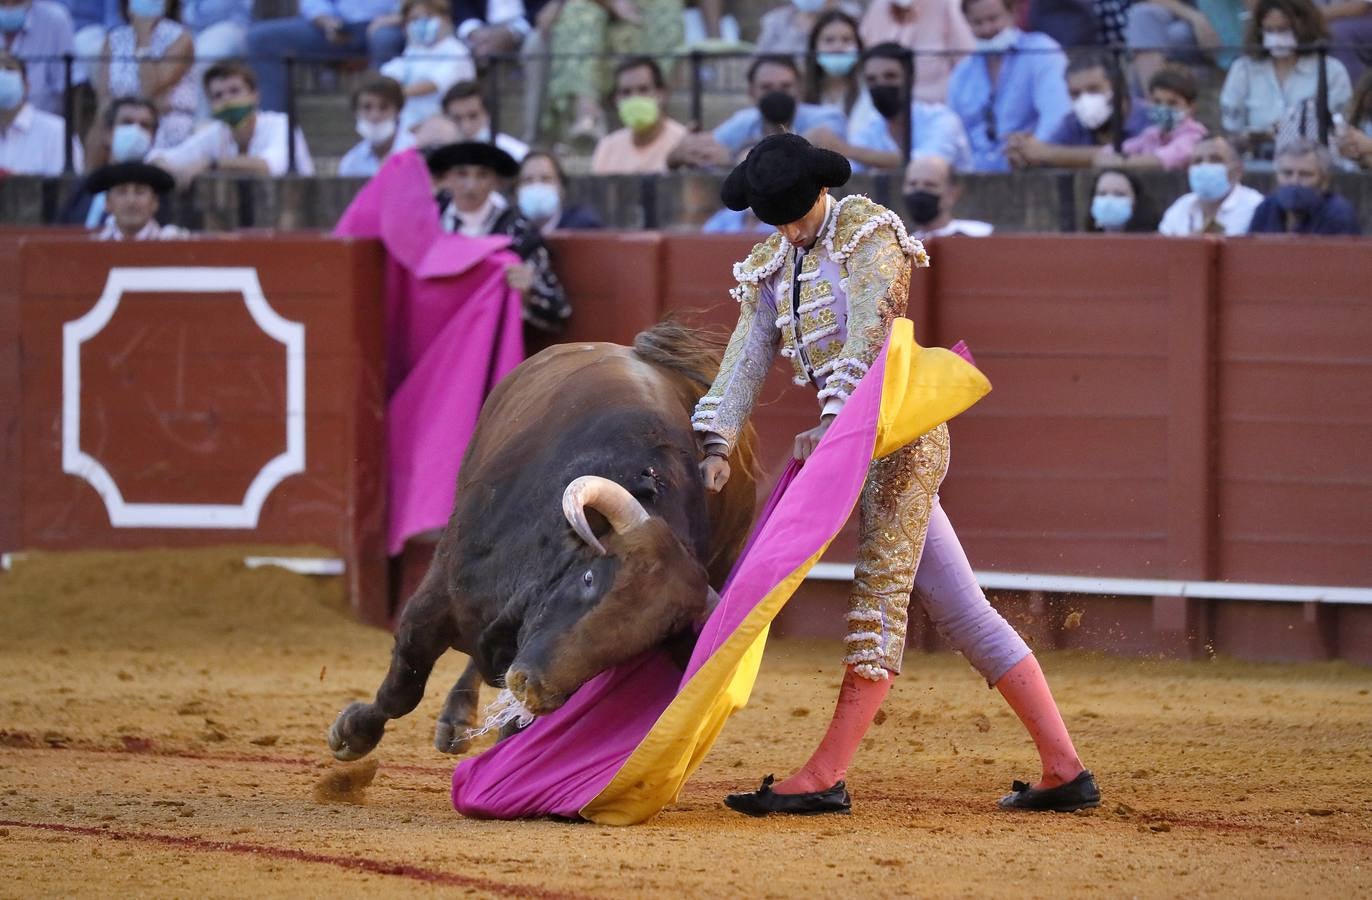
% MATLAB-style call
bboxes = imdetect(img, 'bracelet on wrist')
[703,448,729,461]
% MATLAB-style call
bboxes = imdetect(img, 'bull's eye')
[582,570,594,587]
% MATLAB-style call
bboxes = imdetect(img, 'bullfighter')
[692,133,1100,816]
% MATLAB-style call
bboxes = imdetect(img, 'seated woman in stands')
[93,0,199,147]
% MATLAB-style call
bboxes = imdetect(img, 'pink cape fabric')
[449,342,891,820]
[334,150,525,554]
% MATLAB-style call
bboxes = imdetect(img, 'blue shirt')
[5,1,74,116]
[712,102,848,157]
[946,31,1071,173]
[846,101,972,172]
[181,0,253,31]
[1047,100,1149,146]
[1248,192,1361,236]
[57,0,119,30]
[702,207,774,235]
[300,0,398,24]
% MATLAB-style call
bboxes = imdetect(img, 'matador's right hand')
[699,456,730,493]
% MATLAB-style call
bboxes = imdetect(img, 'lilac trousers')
[911,500,1032,686]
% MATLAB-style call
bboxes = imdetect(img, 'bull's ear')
[476,615,519,686]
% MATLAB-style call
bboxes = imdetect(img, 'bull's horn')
[562,476,650,555]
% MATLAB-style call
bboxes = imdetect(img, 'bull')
[328,321,758,759]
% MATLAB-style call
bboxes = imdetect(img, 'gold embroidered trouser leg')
[845,423,951,681]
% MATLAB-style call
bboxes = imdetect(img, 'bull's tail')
[632,317,760,482]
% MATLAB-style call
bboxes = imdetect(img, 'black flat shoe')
[723,774,852,817]
[997,769,1101,812]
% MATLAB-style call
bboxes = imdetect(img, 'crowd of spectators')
[0,0,1367,239]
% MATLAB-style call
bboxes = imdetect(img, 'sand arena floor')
[1,548,1370,899]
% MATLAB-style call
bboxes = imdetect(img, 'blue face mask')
[816,50,859,77]
[1273,184,1322,215]
[974,26,1020,54]
[517,182,560,222]
[406,15,440,46]
[792,0,824,11]
[0,69,23,110]
[1187,162,1230,202]
[1147,104,1183,131]
[111,122,153,161]
[0,3,28,32]
[128,0,164,17]
[1091,194,1133,230]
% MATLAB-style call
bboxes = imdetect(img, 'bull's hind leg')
[328,570,456,761]
[433,660,483,755]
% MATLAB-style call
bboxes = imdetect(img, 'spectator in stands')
[1006,50,1148,169]
[428,140,569,330]
[63,94,158,226]
[1220,0,1351,158]
[441,79,528,160]
[1337,70,1372,169]
[1158,135,1265,234]
[946,0,1070,172]
[859,0,975,104]
[902,153,992,237]
[805,10,863,113]
[1085,167,1161,232]
[339,73,414,176]
[89,159,187,237]
[1324,0,1372,85]
[670,54,847,167]
[701,204,773,232]
[1248,136,1361,233]
[544,0,682,144]
[149,60,314,181]
[0,0,73,114]
[808,42,971,170]
[63,0,118,85]
[1098,65,1207,170]
[516,149,603,232]
[380,0,473,131]
[181,0,251,73]
[1124,0,1226,88]
[755,0,861,56]
[0,51,80,173]
[246,0,405,113]
[452,0,530,64]
[590,55,685,174]
[93,0,198,147]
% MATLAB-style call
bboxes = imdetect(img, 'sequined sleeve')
[690,280,780,452]
[817,223,912,407]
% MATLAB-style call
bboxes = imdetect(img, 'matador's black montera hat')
[720,133,851,227]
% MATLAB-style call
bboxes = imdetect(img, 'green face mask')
[617,95,660,133]
[213,101,255,128]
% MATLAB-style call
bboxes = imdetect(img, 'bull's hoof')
[327,702,387,761]
[433,718,472,755]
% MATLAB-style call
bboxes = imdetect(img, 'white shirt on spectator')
[1158,184,1264,236]
[380,35,475,131]
[912,218,993,239]
[150,111,315,176]
[97,218,189,240]
[338,126,416,177]
[455,0,529,40]
[0,102,82,175]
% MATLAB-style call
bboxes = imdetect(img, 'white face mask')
[1072,91,1113,130]
[1262,29,1298,57]
[889,0,915,8]
[974,25,1019,53]
[356,116,397,146]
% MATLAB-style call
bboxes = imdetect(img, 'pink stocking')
[994,654,1084,788]
[773,665,891,794]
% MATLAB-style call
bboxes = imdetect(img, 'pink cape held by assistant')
[450,321,989,824]
[333,149,526,555]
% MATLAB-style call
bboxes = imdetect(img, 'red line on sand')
[0,820,591,900]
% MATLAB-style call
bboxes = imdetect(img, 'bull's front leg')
[328,572,456,761]
[432,660,483,755]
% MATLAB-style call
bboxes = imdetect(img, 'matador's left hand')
[792,416,833,463]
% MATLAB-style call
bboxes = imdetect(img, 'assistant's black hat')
[425,140,520,178]
[87,162,176,195]
[720,133,851,227]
